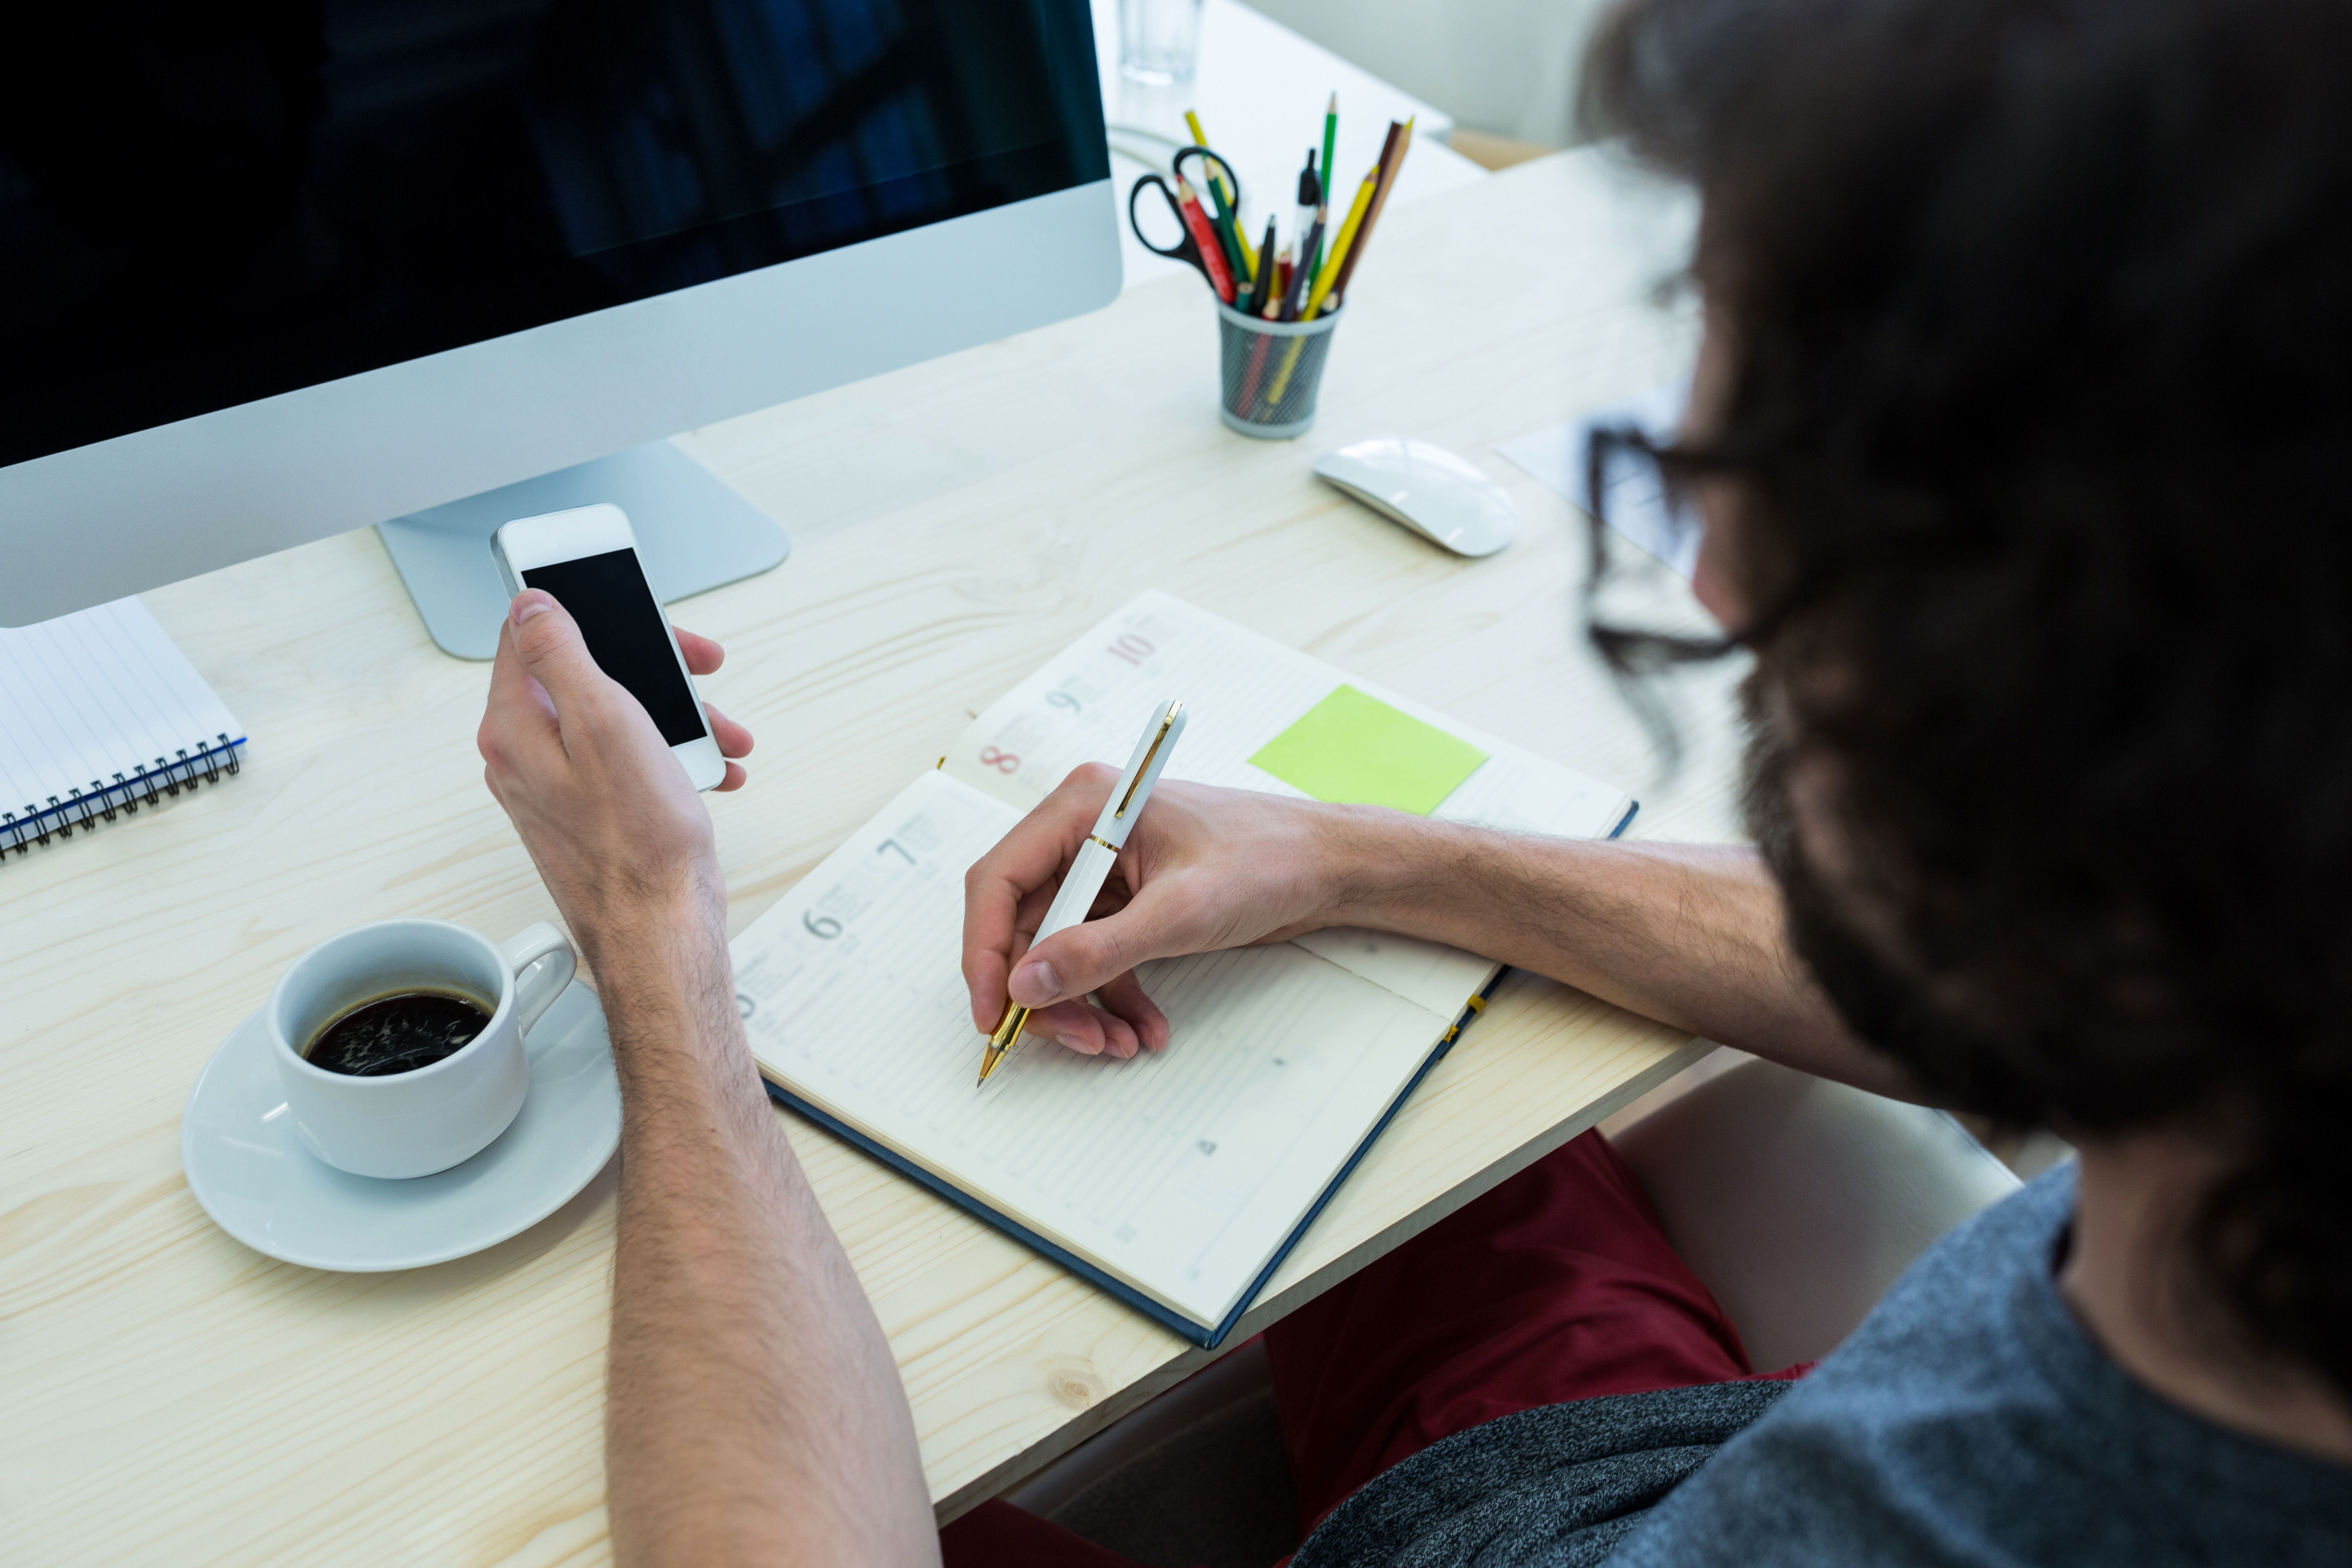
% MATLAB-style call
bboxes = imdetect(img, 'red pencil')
[1174,177,1238,303]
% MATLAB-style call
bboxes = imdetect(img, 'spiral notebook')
[0,599,248,862]
[732,593,1635,1346]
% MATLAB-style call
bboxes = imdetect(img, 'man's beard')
[1741,677,2036,1120]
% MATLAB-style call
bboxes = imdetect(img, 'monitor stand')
[375,441,790,660]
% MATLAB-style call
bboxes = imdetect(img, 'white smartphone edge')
[490,503,728,792]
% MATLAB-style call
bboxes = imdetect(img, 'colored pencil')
[1305,170,1374,317]
[1262,240,1292,320]
[1174,177,1237,303]
[1244,215,1280,318]
[1316,92,1338,274]
[1318,117,1412,315]
[1183,109,1255,275]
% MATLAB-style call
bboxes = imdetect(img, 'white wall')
[1247,0,1616,147]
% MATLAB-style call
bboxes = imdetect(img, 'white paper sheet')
[1499,379,1702,581]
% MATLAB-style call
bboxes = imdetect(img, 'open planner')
[731,593,1635,1346]
[1,598,248,863]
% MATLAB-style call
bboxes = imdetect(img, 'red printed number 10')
[1105,633,1155,666]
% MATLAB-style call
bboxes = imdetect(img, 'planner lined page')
[0,598,245,819]
[733,770,1452,1328]
[937,592,1629,1015]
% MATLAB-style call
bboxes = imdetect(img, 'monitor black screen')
[0,0,1106,469]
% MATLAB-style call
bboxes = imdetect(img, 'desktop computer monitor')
[0,0,1118,655]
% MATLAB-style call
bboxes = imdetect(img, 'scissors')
[1127,145,1245,302]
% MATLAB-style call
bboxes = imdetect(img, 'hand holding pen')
[971,700,1187,1082]
[961,744,1364,1081]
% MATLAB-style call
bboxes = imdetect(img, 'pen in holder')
[1217,303,1341,439]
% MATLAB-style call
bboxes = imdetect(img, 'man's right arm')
[961,769,1915,1102]
[1320,812,1916,1099]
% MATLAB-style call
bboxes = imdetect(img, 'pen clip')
[1114,701,1185,820]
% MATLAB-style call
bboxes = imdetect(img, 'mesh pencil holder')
[1216,302,1341,439]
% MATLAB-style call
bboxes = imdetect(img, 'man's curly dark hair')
[1582,0,2352,1398]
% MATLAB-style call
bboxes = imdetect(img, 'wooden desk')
[0,151,1732,1564]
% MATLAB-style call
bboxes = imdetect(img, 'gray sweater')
[1296,1166,2352,1566]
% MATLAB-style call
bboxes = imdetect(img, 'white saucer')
[182,981,621,1271]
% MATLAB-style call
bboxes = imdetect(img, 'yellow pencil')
[1314,116,1413,317]
[1183,109,1256,275]
[1304,170,1377,318]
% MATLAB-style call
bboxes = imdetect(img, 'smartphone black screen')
[520,550,706,746]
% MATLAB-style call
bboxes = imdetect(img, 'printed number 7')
[877,839,915,865]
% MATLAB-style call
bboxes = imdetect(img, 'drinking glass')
[1121,0,1203,85]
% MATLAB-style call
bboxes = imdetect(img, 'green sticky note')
[1249,686,1488,815]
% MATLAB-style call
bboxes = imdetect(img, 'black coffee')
[304,989,492,1076]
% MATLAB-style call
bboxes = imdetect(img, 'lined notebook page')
[0,599,245,822]
[939,592,1628,1015]
[734,770,1450,1328]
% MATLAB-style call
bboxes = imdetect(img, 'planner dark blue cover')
[757,801,1637,1349]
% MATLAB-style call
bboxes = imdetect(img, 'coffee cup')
[270,919,577,1179]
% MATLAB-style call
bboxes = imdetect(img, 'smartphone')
[490,503,728,791]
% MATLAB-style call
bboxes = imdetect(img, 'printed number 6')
[804,912,842,939]
[978,746,1020,774]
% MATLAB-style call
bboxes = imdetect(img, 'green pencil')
[1197,151,1250,289]
[1315,92,1337,274]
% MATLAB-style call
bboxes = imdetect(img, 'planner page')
[733,769,1453,1329]
[938,592,1630,1015]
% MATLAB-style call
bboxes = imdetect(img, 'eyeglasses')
[1584,424,1706,584]
[1577,425,1740,782]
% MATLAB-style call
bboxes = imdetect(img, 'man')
[475,0,2352,1561]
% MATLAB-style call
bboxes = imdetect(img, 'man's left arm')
[480,591,938,1568]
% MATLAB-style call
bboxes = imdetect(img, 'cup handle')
[503,922,578,1037]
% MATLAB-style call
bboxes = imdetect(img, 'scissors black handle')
[1128,146,1245,298]
[1172,144,1239,213]
[1127,173,1203,267]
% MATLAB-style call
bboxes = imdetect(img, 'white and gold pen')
[979,697,1188,1085]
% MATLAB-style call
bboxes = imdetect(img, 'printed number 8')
[978,747,1020,773]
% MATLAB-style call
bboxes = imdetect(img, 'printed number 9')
[978,746,1020,773]
[1047,691,1082,714]
[804,912,842,939]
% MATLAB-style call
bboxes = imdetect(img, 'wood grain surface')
[0,150,1735,1565]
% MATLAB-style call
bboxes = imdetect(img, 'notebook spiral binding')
[2,733,245,863]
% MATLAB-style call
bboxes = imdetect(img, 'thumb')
[506,590,606,717]
[1011,880,1198,1007]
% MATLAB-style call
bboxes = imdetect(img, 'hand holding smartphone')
[491,504,730,791]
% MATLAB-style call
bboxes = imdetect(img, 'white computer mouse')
[1313,436,1520,557]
